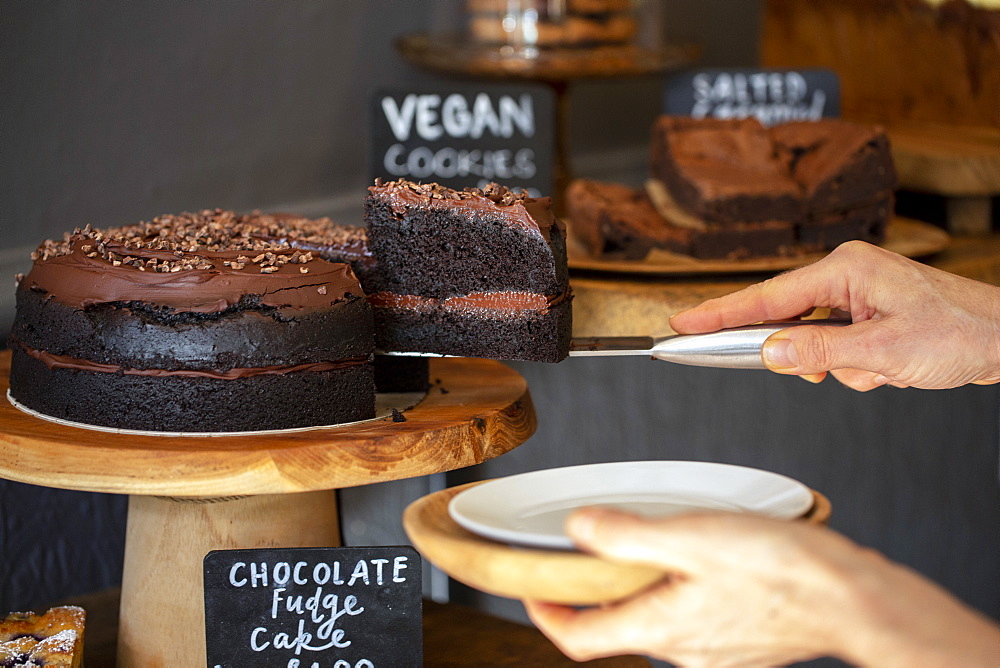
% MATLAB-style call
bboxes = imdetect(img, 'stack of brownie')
[567,116,896,260]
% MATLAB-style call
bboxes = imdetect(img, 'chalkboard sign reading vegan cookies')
[204,547,422,668]
[664,68,840,127]
[370,84,555,197]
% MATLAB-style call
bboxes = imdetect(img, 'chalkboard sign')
[663,68,840,127]
[204,546,422,668]
[369,84,555,197]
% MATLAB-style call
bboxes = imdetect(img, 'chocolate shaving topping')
[376,178,533,207]
[29,208,346,272]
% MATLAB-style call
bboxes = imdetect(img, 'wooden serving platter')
[567,217,950,276]
[0,353,535,497]
[403,480,831,606]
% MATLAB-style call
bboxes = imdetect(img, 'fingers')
[670,241,891,335]
[564,508,778,577]
[760,320,892,378]
[524,582,679,662]
[523,600,629,661]
[829,368,892,392]
[565,508,705,574]
[670,253,857,334]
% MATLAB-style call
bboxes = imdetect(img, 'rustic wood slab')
[0,355,535,497]
[567,217,950,276]
[404,481,830,606]
[887,123,1000,197]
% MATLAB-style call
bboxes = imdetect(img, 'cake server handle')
[648,319,851,369]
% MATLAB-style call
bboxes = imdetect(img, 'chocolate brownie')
[8,211,376,432]
[566,179,689,259]
[771,119,896,212]
[799,195,893,251]
[650,116,806,225]
[365,179,572,363]
[567,179,796,260]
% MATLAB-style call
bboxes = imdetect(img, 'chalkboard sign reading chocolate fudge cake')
[7,210,376,432]
[365,179,572,362]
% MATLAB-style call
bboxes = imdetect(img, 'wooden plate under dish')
[403,480,831,606]
[567,216,950,276]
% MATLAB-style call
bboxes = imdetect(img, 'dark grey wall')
[3,6,997,663]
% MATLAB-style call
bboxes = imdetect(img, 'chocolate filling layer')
[367,289,570,312]
[12,338,370,379]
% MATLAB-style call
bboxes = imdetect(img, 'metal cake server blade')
[569,319,850,369]
[380,319,850,369]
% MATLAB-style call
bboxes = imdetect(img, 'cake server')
[568,319,850,368]
[382,318,850,369]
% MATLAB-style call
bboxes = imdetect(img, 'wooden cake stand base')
[0,352,536,667]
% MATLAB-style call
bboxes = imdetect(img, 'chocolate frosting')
[369,179,565,243]
[21,210,365,313]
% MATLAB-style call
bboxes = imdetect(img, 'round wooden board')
[0,353,535,497]
[567,217,950,276]
[403,480,831,606]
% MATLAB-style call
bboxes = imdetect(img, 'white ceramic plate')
[449,461,814,550]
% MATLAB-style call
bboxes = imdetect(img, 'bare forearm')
[830,550,1000,666]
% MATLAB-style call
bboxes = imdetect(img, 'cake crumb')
[390,408,407,422]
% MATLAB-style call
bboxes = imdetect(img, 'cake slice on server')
[363,179,573,363]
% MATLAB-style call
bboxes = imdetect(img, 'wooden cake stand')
[0,351,536,667]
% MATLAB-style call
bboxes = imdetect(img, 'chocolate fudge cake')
[568,116,895,261]
[251,213,431,391]
[0,606,84,667]
[364,179,573,363]
[7,210,376,432]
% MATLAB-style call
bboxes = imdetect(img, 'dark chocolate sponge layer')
[373,298,573,364]
[365,198,569,299]
[9,349,375,432]
[10,286,373,372]
[373,355,430,393]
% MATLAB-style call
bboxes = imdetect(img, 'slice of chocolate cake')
[7,210,376,432]
[364,179,572,363]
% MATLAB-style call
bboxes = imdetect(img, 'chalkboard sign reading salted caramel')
[204,547,422,667]
[370,84,555,197]
[664,69,840,127]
